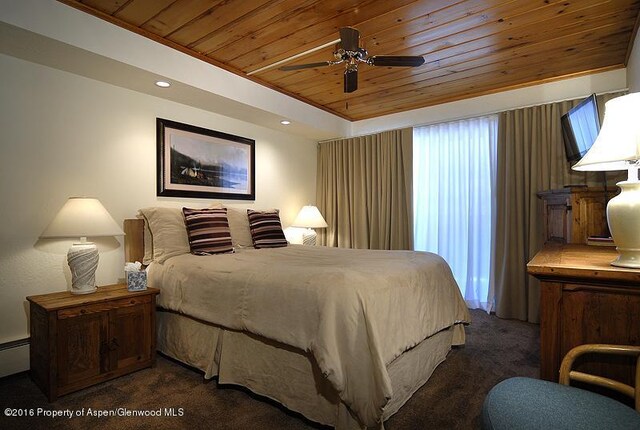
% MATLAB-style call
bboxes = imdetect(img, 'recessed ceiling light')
[280,120,291,125]
[155,81,171,88]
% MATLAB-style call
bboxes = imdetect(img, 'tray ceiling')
[59,0,640,121]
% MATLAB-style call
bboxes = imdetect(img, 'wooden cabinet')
[537,186,609,244]
[27,284,159,401]
[528,244,640,385]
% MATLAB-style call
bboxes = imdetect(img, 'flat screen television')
[561,93,611,238]
[561,94,600,163]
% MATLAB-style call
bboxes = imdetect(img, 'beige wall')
[628,28,640,92]
[0,54,317,357]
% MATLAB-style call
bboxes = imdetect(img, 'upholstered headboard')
[123,218,144,263]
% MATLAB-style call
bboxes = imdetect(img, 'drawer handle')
[101,338,119,354]
[109,338,119,351]
[80,309,86,314]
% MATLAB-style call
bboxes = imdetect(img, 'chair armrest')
[559,344,640,411]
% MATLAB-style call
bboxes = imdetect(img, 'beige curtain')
[493,92,624,323]
[316,128,413,250]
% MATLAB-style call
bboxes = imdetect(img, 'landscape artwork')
[157,118,255,200]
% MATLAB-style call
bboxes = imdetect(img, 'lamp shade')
[572,93,640,171]
[291,205,328,229]
[41,197,124,238]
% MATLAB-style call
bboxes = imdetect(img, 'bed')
[124,206,470,429]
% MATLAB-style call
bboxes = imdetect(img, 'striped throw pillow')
[182,207,234,255]
[247,209,288,249]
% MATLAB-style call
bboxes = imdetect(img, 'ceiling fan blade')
[279,61,333,71]
[344,68,358,93]
[339,27,360,52]
[368,55,425,67]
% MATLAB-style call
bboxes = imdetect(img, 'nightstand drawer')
[57,295,151,319]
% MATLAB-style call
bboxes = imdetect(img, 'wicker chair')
[481,344,640,430]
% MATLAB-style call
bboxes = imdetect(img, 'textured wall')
[0,54,317,357]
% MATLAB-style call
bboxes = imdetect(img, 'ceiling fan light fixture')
[344,68,358,93]
[278,27,425,93]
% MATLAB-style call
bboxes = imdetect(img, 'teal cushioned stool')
[481,377,640,430]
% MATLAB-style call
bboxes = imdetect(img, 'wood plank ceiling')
[59,0,640,121]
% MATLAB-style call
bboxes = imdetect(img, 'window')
[413,115,498,311]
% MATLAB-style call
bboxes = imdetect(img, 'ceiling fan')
[278,27,425,93]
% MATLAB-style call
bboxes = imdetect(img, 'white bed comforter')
[148,245,470,427]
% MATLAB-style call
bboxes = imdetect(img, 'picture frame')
[156,118,255,200]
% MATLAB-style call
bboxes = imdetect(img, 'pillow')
[138,207,190,264]
[226,207,255,248]
[182,207,234,255]
[247,209,288,249]
[209,204,254,248]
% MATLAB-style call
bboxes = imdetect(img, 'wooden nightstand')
[27,284,159,401]
[528,244,640,385]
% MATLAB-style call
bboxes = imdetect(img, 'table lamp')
[291,205,328,246]
[572,92,640,268]
[40,197,125,294]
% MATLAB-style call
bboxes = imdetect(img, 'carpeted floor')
[0,310,539,430]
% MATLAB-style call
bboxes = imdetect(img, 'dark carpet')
[0,310,539,429]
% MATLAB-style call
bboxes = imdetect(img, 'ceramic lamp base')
[302,229,317,246]
[607,181,640,268]
[67,242,98,294]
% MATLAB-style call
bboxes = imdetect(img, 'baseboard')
[0,338,29,378]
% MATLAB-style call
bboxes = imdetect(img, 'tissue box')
[126,271,147,291]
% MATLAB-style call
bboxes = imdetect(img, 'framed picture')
[157,118,255,200]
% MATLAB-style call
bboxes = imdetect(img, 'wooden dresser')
[27,284,159,401]
[528,244,640,385]
[537,186,609,244]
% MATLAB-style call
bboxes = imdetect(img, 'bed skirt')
[157,309,463,430]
